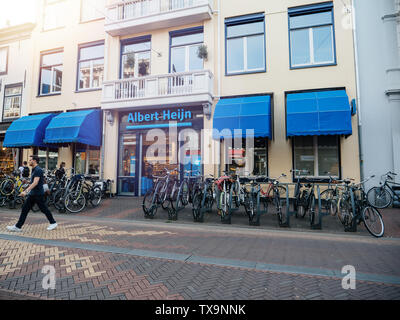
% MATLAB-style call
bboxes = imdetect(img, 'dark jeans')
[16,195,56,229]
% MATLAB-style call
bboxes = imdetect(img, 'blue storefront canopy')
[3,113,56,148]
[212,95,272,139]
[286,90,352,137]
[44,109,102,147]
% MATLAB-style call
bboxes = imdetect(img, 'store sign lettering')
[127,109,192,123]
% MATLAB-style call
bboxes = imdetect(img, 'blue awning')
[3,113,56,148]
[44,109,102,147]
[286,90,352,137]
[212,95,272,139]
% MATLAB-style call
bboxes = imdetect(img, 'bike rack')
[277,183,331,230]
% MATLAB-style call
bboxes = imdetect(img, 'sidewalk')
[63,196,400,238]
[0,198,399,300]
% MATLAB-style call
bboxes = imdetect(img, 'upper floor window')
[78,42,104,90]
[43,0,66,31]
[0,47,8,75]
[170,27,203,73]
[288,2,336,68]
[3,84,22,120]
[225,13,266,75]
[81,0,106,22]
[121,37,151,79]
[39,50,63,95]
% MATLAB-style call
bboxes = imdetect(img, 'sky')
[0,0,38,28]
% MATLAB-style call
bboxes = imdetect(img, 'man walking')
[7,155,57,232]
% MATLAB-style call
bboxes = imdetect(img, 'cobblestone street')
[0,198,399,300]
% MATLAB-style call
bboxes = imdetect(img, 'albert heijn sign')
[127,108,193,124]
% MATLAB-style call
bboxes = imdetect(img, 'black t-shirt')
[30,166,44,196]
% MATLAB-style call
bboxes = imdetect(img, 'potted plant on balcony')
[197,44,208,61]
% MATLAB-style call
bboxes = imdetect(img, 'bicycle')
[319,173,345,217]
[63,175,102,213]
[295,177,317,226]
[338,176,384,237]
[242,175,268,225]
[215,170,235,223]
[367,171,399,209]
[192,175,215,222]
[142,168,178,218]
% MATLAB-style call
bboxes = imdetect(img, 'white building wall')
[355,0,400,189]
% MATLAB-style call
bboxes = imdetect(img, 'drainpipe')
[351,0,364,181]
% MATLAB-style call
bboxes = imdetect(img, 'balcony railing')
[102,70,214,108]
[105,0,213,35]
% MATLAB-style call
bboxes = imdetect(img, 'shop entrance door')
[118,133,138,196]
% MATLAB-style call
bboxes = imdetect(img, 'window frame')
[288,2,337,69]
[76,40,105,92]
[120,35,152,79]
[225,13,266,76]
[38,48,64,97]
[2,83,23,121]
[80,0,106,23]
[292,135,341,182]
[42,0,67,32]
[169,26,204,73]
[0,46,9,76]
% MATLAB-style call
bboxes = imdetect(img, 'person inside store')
[7,155,57,232]
[19,161,30,180]
[55,162,66,180]
[89,164,96,175]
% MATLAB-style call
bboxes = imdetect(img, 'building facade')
[0,22,36,174]
[2,0,361,197]
[102,0,360,195]
[354,0,400,190]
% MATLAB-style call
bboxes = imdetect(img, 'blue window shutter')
[288,2,333,16]
[225,12,265,26]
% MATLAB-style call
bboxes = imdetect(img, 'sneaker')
[47,223,58,231]
[6,225,22,232]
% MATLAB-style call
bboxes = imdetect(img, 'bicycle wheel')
[32,203,40,212]
[205,187,214,212]
[362,206,384,238]
[90,186,102,207]
[274,191,283,225]
[143,190,155,215]
[338,198,353,227]
[64,191,86,213]
[308,194,316,225]
[320,189,335,214]
[296,191,308,218]
[367,187,392,209]
[192,191,203,221]
[180,181,189,206]
[53,189,65,211]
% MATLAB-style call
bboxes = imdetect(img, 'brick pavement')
[0,198,399,300]
[0,238,399,300]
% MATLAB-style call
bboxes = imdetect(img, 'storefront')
[118,106,204,196]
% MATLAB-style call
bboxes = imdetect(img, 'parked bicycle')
[337,175,384,237]
[192,175,215,222]
[367,171,399,209]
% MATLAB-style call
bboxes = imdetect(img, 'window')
[288,2,336,68]
[121,37,151,79]
[227,138,268,176]
[0,47,8,75]
[43,0,66,31]
[39,50,63,95]
[170,28,204,73]
[3,84,22,120]
[225,13,266,75]
[74,147,100,175]
[78,42,104,90]
[293,136,340,179]
[37,149,58,171]
[81,0,105,22]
